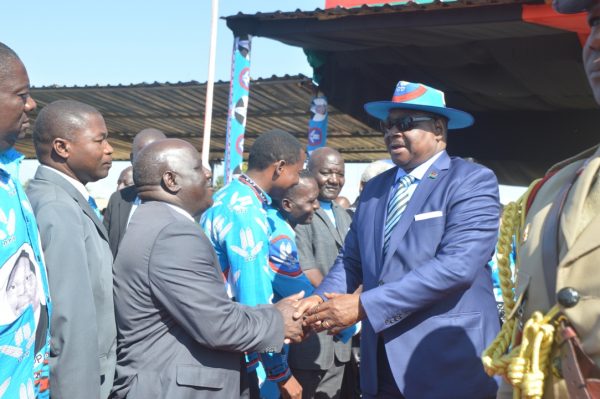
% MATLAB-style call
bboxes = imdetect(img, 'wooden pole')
[201,0,219,168]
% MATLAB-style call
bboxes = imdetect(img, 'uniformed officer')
[483,2,600,398]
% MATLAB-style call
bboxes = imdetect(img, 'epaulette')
[525,144,600,213]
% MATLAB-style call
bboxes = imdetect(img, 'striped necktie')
[88,196,103,220]
[383,174,415,256]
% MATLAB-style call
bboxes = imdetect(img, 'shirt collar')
[0,148,24,177]
[165,202,194,222]
[41,165,90,200]
[319,200,332,210]
[394,150,445,183]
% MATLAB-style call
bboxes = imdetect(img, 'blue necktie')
[383,174,415,256]
[87,196,103,220]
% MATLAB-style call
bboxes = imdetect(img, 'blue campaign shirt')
[0,148,52,398]
[263,206,315,385]
[202,175,310,384]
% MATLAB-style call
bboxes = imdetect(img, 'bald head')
[134,139,212,216]
[307,147,343,172]
[130,128,166,162]
[32,100,101,158]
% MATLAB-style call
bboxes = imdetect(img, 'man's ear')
[433,119,447,141]
[52,138,70,160]
[281,197,294,213]
[273,160,286,178]
[161,170,180,193]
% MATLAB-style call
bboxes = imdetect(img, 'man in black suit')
[112,138,306,399]
[103,128,166,257]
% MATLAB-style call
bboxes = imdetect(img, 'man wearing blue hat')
[295,80,501,398]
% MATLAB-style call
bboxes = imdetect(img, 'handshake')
[274,290,366,344]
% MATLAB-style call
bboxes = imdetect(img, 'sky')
[3,1,323,87]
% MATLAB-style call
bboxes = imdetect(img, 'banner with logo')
[307,95,328,155]
[224,35,252,183]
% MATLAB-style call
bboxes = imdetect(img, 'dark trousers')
[362,338,405,399]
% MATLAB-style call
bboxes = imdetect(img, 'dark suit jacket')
[103,185,137,258]
[27,166,116,399]
[290,203,352,370]
[111,201,285,399]
[316,152,501,398]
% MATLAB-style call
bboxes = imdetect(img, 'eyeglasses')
[380,116,435,133]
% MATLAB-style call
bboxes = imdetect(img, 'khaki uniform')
[498,145,600,398]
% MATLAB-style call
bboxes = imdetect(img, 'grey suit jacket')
[27,166,116,399]
[103,185,136,258]
[111,201,285,399]
[290,203,352,370]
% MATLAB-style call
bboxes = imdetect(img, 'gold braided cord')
[482,179,563,398]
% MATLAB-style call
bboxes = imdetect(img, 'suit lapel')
[35,167,110,242]
[117,194,134,237]
[315,208,342,246]
[332,203,349,244]
[560,148,600,266]
[382,153,451,267]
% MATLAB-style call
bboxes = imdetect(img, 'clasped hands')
[275,291,365,344]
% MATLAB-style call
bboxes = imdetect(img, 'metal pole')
[201,0,219,168]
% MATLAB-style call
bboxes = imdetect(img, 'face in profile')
[0,58,37,153]
[271,150,307,200]
[176,146,214,216]
[6,251,38,318]
[67,112,113,184]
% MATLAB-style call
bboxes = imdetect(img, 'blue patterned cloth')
[0,148,51,399]
[202,175,313,384]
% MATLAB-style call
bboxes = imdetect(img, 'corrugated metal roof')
[15,75,386,162]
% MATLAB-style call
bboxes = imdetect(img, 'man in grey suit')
[111,139,306,399]
[103,128,166,258]
[27,100,116,399]
[291,147,353,399]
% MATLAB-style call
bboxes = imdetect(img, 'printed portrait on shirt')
[0,244,46,326]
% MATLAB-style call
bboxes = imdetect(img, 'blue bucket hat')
[364,81,474,130]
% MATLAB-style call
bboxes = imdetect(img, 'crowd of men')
[1,1,600,398]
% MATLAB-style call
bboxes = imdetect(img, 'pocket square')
[414,211,443,221]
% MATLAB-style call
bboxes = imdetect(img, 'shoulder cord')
[482,178,562,399]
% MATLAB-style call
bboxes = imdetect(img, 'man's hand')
[274,291,305,343]
[278,375,302,399]
[303,292,366,335]
[292,294,323,320]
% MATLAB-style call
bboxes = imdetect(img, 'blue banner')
[224,35,252,183]
[307,95,328,154]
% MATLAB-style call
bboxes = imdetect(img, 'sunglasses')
[552,0,591,13]
[380,116,435,133]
